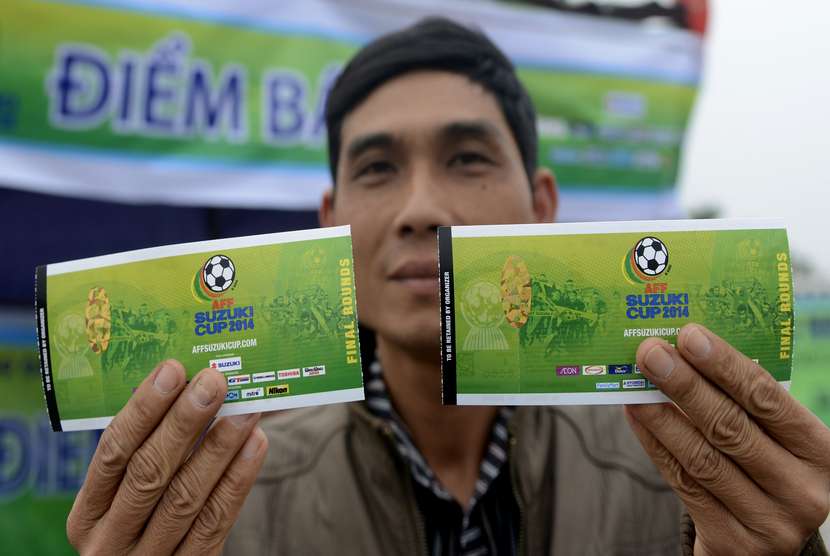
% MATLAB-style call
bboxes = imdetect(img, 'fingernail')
[228,412,257,428]
[153,362,179,394]
[685,326,711,358]
[241,428,264,460]
[644,344,675,379]
[192,374,218,407]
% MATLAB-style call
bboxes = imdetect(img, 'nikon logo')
[267,385,289,396]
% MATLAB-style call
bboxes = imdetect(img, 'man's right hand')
[67,360,268,555]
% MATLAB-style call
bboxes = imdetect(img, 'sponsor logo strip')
[277,368,301,379]
[622,379,646,389]
[241,387,264,399]
[252,371,276,383]
[556,365,579,376]
[582,365,607,376]
[209,356,242,372]
[302,365,326,377]
[608,364,632,375]
[595,382,620,390]
[227,374,250,386]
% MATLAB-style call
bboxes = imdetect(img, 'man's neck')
[377,335,498,505]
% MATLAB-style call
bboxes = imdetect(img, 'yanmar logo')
[209,356,242,372]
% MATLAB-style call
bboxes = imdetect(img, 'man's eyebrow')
[440,120,505,144]
[345,132,396,162]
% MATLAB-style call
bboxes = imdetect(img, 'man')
[66,18,829,555]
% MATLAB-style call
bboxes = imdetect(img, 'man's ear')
[531,168,558,224]
[318,187,336,228]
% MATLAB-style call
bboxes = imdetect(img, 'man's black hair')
[324,17,538,185]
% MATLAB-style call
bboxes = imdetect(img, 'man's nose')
[392,164,454,238]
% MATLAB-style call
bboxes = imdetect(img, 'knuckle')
[746,376,786,420]
[707,398,754,455]
[799,488,830,530]
[685,436,727,486]
[95,429,129,478]
[190,491,235,549]
[66,511,84,549]
[121,443,171,508]
[665,454,708,508]
[158,466,203,522]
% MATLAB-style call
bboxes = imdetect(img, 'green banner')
[0,313,97,555]
[0,0,700,218]
[791,296,830,427]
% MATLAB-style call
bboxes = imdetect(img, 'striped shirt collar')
[364,358,515,511]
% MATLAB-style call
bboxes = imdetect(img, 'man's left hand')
[626,323,830,556]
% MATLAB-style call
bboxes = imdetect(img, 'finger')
[68,360,186,545]
[676,324,830,466]
[100,367,227,548]
[175,427,268,556]
[626,403,784,535]
[623,407,756,553]
[636,338,805,499]
[135,413,262,554]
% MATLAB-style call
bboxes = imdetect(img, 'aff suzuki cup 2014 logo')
[623,237,670,284]
[192,254,237,302]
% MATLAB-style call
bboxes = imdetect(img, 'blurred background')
[1,0,827,552]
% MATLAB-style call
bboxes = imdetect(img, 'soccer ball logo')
[202,254,236,293]
[633,237,669,277]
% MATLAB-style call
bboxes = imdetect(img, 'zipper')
[381,422,429,556]
[412,493,429,556]
[509,431,526,556]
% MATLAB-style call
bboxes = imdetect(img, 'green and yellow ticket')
[438,219,794,405]
[35,226,363,431]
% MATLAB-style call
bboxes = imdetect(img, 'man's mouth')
[388,260,439,297]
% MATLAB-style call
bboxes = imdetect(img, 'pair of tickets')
[36,219,793,431]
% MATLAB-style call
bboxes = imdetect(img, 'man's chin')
[375,317,441,358]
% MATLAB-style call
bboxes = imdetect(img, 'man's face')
[320,71,556,354]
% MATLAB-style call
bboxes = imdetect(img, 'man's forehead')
[339,70,512,146]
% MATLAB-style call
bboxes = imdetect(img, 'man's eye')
[449,152,492,167]
[355,161,394,179]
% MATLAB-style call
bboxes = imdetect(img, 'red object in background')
[680,0,708,35]
[520,0,708,35]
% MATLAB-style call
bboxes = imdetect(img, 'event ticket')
[35,226,363,431]
[438,219,793,405]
